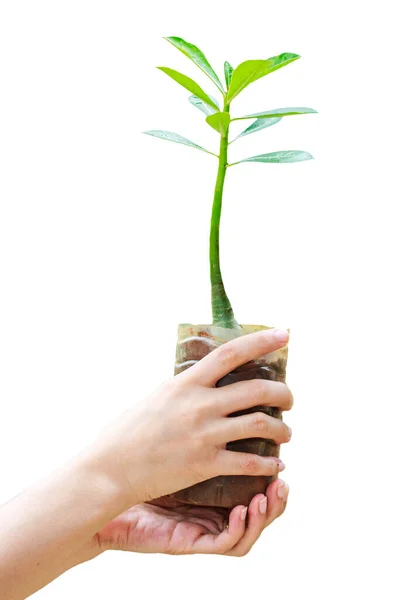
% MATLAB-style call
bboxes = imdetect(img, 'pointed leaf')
[206,112,231,137]
[230,150,314,165]
[164,36,224,92]
[224,61,233,88]
[233,107,317,121]
[231,117,281,143]
[226,53,300,102]
[158,67,219,110]
[189,94,219,116]
[143,130,216,156]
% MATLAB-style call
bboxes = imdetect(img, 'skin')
[97,479,289,557]
[0,328,292,599]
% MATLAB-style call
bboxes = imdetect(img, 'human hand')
[95,478,289,557]
[88,328,292,508]
[0,330,292,598]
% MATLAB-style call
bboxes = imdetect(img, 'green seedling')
[145,36,316,329]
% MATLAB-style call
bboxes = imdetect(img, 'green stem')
[209,101,240,329]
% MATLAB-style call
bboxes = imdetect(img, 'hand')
[0,329,292,598]
[95,479,289,557]
[88,328,292,508]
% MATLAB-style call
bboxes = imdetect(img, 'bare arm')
[0,329,291,599]
[0,453,124,599]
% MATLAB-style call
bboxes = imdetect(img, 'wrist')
[74,446,135,521]
[71,535,105,566]
[78,421,147,515]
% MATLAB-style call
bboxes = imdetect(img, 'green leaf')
[206,112,231,137]
[226,53,300,102]
[231,117,281,143]
[224,61,233,88]
[230,150,314,166]
[164,36,224,93]
[158,67,219,111]
[143,130,217,156]
[233,106,317,121]
[189,94,219,116]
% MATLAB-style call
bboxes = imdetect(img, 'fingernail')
[287,427,292,440]
[259,496,267,514]
[240,507,248,521]
[277,482,289,500]
[274,329,289,346]
[277,460,286,472]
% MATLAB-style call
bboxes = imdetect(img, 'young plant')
[145,37,316,330]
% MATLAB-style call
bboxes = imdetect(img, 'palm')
[97,498,229,554]
[96,479,288,557]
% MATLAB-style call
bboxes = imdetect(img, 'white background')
[1,0,399,598]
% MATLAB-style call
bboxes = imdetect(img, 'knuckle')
[199,427,219,452]
[157,378,179,402]
[190,431,206,452]
[179,405,205,434]
[209,452,223,477]
[185,386,211,418]
[241,455,261,474]
[163,376,192,403]
[251,412,269,433]
[215,343,237,367]
[180,405,197,427]
[196,388,216,417]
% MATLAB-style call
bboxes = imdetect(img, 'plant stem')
[209,101,240,329]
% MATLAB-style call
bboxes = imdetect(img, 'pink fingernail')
[278,460,286,472]
[274,329,289,345]
[240,507,248,521]
[277,482,289,500]
[259,496,267,514]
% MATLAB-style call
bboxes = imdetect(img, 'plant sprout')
[144,37,316,329]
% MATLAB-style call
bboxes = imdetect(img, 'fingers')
[226,480,289,557]
[215,379,293,415]
[187,329,289,387]
[211,411,291,446]
[226,494,268,557]
[265,479,290,527]
[191,504,248,554]
[191,481,290,556]
[214,449,285,477]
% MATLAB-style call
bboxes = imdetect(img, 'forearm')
[0,452,127,599]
